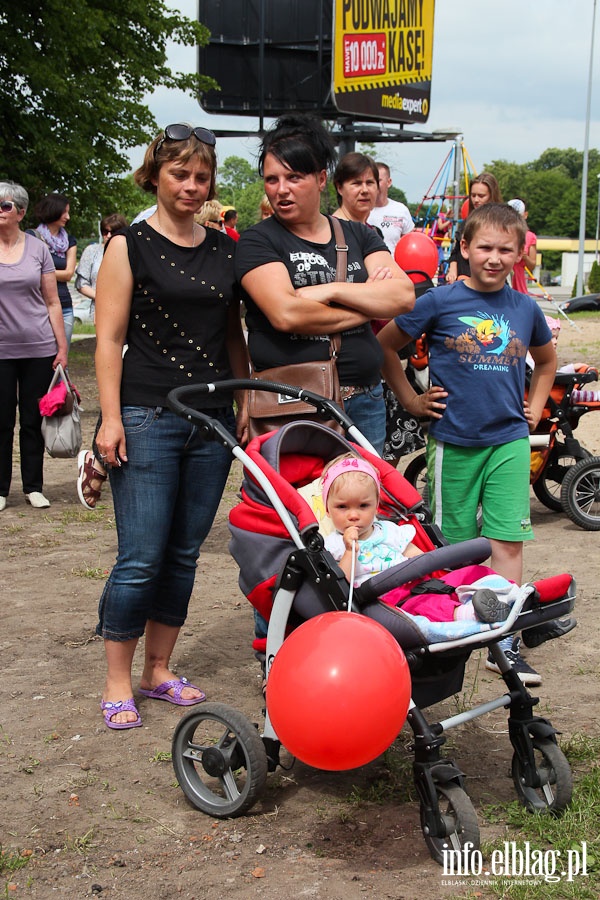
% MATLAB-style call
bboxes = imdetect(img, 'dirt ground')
[1,317,600,900]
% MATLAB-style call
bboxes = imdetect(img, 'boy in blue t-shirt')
[378,203,558,684]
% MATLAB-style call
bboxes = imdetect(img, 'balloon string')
[348,539,356,612]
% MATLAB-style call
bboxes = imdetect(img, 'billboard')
[197,0,337,118]
[333,0,436,124]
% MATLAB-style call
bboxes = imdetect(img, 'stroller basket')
[167,380,577,866]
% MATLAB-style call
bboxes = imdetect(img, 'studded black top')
[120,222,239,407]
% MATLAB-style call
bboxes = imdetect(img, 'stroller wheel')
[172,702,268,818]
[511,737,572,814]
[560,455,600,530]
[403,452,429,502]
[420,784,480,865]
[533,445,590,512]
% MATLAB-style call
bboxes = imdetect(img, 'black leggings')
[0,356,54,495]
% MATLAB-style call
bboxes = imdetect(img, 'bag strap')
[329,216,348,283]
[328,216,347,359]
[47,364,73,395]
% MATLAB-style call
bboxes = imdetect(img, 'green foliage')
[485,149,600,238]
[588,260,600,292]
[216,156,264,232]
[387,185,409,206]
[358,141,378,159]
[0,0,215,235]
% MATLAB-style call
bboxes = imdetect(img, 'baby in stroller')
[321,452,519,632]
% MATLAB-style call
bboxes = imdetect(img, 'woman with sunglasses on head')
[27,193,78,348]
[235,114,415,455]
[93,124,249,729]
[0,182,68,511]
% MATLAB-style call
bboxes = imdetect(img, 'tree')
[588,260,600,293]
[485,149,600,238]
[0,0,215,235]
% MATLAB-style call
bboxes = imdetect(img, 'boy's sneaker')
[485,636,542,686]
[472,588,511,623]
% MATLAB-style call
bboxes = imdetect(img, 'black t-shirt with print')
[235,216,387,386]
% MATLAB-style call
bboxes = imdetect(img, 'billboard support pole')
[452,139,462,223]
[337,118,356,156]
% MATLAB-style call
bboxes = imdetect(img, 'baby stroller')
[167,381,576,865]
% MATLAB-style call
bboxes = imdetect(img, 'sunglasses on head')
[155,124,217,156]
[0,200,19,213]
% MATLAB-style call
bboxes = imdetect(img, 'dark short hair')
[223,208,237,224]
[462,203,526,249]
[34,193,70,224]
[100,213,128,234]
[258,114,337,177]
[333,152,379,191]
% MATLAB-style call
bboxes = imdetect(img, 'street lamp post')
[576,0,598,296]
[596,173,600,263]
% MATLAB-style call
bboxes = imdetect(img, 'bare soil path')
[1,318,599,899]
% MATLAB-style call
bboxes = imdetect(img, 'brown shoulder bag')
[246,216,348,440]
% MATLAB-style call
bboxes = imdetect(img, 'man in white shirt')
[368,162,414,254]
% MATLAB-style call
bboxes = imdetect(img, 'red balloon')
[394,231,439,282]
[460,198,470,221]
[266,612,412,771]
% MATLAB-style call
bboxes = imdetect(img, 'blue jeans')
[344,382,386,455]
[97,405,235,641]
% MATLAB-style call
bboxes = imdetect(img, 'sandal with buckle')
[139,676,206,706]
[101,698,142,730]
[77,450,107,510]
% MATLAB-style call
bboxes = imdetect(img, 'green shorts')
[427,437,533,544]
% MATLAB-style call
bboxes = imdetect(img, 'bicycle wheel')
[560,455,600,530]
[172,702,268,818]
[532,444,590,512]
[420,784,480,865]
[511,737,572,813]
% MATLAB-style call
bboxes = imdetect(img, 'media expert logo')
[443,841,589,885]
[340,0,431,79]
[381,94,428,116]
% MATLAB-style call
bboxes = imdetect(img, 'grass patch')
[475,734,600,899]
[72,323,96,336]
[348,743,417,806]
[149,749,172,764]
[71,565,108,580]
[0,847,31,877]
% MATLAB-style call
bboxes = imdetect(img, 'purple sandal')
[139,676,206,706]
[101,697,143,730]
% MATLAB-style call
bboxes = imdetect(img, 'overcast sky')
[141,0,600,203]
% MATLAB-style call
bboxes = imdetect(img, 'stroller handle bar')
[168,379,358,439]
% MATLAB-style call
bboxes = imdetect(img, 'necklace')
[0,233,21,254]
[155,215,197,247]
